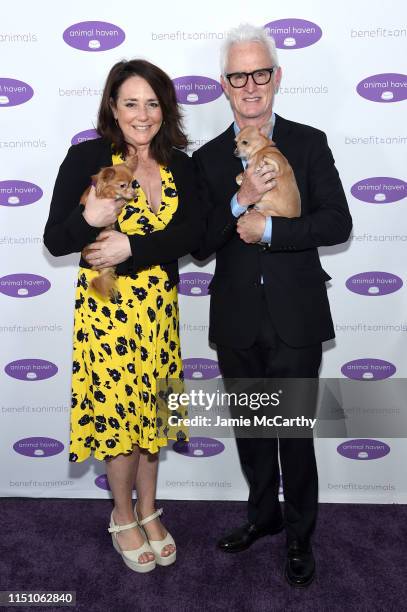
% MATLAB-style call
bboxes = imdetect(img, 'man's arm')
[266,132,352,251]
[118,153,203,271]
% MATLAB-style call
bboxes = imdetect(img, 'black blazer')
[44,137,200,287]
[192,114,352,348]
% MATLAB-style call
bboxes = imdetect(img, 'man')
[192,23,352,587]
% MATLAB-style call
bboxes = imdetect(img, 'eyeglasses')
[225,67,276,88]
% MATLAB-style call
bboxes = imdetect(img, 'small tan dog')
[81,155,138,298]
[235,123,301,217]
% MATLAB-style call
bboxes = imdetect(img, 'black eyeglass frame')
[225,66,277,88]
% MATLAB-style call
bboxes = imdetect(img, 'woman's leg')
[135,450,175,557]
[105,446,154,563]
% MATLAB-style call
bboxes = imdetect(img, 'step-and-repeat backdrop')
[1,1,406,502]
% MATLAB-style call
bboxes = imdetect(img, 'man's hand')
[237,160,277,208]
[82,230,131,269]
[237,210,266,244]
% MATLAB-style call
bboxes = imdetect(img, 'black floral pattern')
[70,159,187,462]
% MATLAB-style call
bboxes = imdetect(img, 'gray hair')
[220,23,279,75]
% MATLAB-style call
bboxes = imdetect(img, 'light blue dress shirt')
[230,113,276,244]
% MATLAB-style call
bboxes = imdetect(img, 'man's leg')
[264,339,321,546]
[264,335,321,587]
[215,289,283,552]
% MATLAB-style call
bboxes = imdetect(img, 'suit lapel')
[272,114,292,153]
[215,124,246,196]
[219,123,244,174]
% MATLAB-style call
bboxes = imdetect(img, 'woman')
[44,60,201,573]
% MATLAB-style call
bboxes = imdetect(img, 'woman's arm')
[115,151,203,273]
[43,144,103,256]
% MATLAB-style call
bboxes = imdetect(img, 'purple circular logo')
[337,439,390,460]
[63,21,125,52]
[341,358,396,380]
[172,76,223,105]
[173,437,225,458]
[182,358,220,380]
[178,272,213,296]
[264,19,322,49]
[95,475,110,490]
[0,180,43,207]
[346,272,403,296]
[5,359,58,381]
[94,474,136,490]
[356,73,407,103]
[0,78,34,107]
[351,177,406,204]
[71,129,99,145]
[13,437,64,458]
[0,273,51,298]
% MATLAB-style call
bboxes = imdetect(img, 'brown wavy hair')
[97,59,188,164]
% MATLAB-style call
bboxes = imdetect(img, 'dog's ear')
[100,167,116,181]
[259,121,273,138]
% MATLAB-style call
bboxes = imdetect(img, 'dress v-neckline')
[133,165,163,217]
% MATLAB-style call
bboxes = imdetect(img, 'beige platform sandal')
[134,506,176,566]
[108,512,156,573]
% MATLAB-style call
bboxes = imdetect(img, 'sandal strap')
[138,508,163,526]
[108,519,139,534]
[148,531,175,548]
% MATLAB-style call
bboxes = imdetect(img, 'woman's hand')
[82,230,132,269]
[82,186,125,227]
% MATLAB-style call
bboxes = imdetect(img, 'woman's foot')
[112,510,155,564]
[135,504,176,558]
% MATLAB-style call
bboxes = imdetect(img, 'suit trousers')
[216,286,322,546]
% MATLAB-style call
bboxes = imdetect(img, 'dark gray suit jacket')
[192,114,352,348]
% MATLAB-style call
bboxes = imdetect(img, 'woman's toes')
[162,544,175,557]
[140,552,154,563]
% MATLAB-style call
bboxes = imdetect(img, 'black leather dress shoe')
[285,541,315,587]
[218,522,284,553]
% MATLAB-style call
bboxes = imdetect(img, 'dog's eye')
[119,183,127,189]
[241,140,248,145]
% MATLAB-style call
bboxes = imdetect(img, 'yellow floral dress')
[69,152,187,462]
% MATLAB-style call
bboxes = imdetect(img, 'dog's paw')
[236,173,243,186]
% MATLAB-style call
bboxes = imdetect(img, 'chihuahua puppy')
[81,155,138,298]
[235,123,301,218]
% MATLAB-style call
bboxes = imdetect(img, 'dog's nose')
[234,147,239,157]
